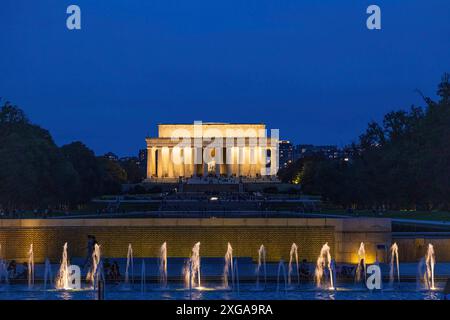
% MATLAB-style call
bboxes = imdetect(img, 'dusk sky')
[1,0,449,156]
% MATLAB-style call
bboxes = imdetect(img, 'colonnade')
[146,146,278,178]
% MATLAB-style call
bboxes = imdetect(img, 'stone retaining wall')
[0,218,392,264]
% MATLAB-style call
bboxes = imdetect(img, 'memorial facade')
[145,122,278,180]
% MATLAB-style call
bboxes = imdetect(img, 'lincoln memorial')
[145,122,279,180]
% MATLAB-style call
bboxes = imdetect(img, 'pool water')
[0,282,444,300]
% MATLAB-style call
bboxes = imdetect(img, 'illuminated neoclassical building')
[145,122,278,180]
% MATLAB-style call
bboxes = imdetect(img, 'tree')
[97,156,127,195]
[0,103,80,208]
[61,141,104,202]
[281,73,450,210]
[0,101,28,124]
[119,157,145,183]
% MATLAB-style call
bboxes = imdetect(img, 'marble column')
[168,147,174,178]
[152,147,157,177]
[226,147,233,177]
[146,147,153,179]
[237,147,243,177]
[179,148,185,177]
[183,147,190,177]
[246,147,251,176]
[234,147,239,176]
[214,147,221,177]
[192,147,197,177]
[250,146,257,177]
[157,148,163,178]
[202,148,208,176]
[256,146,264,177]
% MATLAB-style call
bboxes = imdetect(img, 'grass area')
[322,209,450,222]
[0,201,160,219]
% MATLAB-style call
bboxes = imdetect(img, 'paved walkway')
[391,218,450,226]
[305,213,450,227]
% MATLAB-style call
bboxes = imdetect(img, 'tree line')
[0,102,145,210]
[279,74,450,211]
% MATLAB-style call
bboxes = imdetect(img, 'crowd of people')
[103,259,121,282]
[83,235,122,283]
[2,260,29,281]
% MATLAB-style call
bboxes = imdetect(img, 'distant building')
[294,144,313,160]
[279,140,294,168]
[145,122,278,179]
[341,146,357,162]
[119,156,139,164]
[294,144,340,160]
[103,152,119,162]
[138,149,147,169]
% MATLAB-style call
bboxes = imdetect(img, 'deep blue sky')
[1,1,449,156]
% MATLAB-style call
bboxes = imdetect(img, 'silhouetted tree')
[97,156,127,195]
[61,141,104,202]
[119,158,145,183]
[0,103,80,208]
[282,73,450,210]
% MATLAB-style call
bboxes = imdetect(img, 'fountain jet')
[288,243,299,285]
[124,243,134,285]
[223,242,234,288]
[94,258,105,292]
[425,244,435,290]
[183,242,201,288]
[389,243,400,284]
[277,260,287,294]
[159,242,168,288]
[256,245,267,289]
[417,257,426,290]
[55,243,71,289]
[355,242,366,282]
[27,244,34,289]
[315,242,334,290]
[87,244,101,287]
